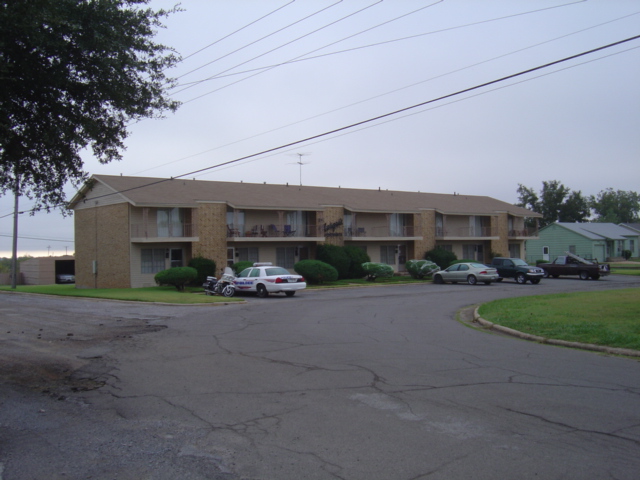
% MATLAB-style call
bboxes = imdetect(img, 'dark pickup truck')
[490,257,545,284]
[538,252,610,280]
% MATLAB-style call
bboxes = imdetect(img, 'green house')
[526,223,639,263]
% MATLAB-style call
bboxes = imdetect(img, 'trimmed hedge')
[232,261,254,275]
[316,244,350,279]
[154,267,198,291]
[188,256,216,284]
[425,247,457,269]
[405,259,439,279]
[344,245,370,279]
[294,260,338,284]
[361,262,394,281]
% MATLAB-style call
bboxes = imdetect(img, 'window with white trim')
[141,248,166,274]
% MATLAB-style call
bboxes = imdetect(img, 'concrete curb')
[473,307,640,358]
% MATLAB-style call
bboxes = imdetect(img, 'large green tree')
[516,180,590,228]
[0,0,180,210]
[590,188,640,224]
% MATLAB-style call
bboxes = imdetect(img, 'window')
[141,248,165,274]
[237,247,259,263]
[508,243,521,258]
[158,208,184,237]
[380,245,396,265]
[276,247,296,269]
[569,245,576,254]
[463,244,483,261]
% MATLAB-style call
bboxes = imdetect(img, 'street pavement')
[1,274,639,479]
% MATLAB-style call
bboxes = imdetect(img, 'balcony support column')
[491,213,509,257]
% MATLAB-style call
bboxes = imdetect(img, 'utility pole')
[288,152,311,186]
[10,175,19,289]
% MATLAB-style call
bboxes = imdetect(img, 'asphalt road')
[1,274,639,480]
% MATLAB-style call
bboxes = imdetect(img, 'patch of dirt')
[0,315,166,395]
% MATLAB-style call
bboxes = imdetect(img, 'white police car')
[234,263,306,297]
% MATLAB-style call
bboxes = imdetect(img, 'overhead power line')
[178,0,296,63]
[176,0,584,98]
[134,9,640,177]
[2,34,639,219]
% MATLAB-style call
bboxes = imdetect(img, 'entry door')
[227,247,235,267]
[170,248,183,268]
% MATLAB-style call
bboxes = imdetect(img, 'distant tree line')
[516,181,640,228]
[0,256,33,273]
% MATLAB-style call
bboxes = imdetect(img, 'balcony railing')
[131,223,197,238]
[227,224,319,238]
[508,228,538,238]
[344,225,415,238]
[435,226,496,238]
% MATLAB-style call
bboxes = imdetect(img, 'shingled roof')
[70,174,540,217]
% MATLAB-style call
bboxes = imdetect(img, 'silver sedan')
[433,263,499,285]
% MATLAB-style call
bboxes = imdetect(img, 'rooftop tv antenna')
[288,152,311,186]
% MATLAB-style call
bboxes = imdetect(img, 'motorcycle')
[203,267,236,297]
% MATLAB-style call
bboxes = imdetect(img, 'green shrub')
[425,247,457,269]
[361,262,394,281]
[294,260,338,284]
[622,250,632,260]
[343,246,370,279]
[451,259,475,265]
[316,244,350,279]
[405,259,439,279]
[535,259,546,265]
[188,256,216,284]
[154,267,198,291]
[232,261,254,275]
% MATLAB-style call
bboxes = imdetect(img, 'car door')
[457,264,470,281]
[443,264,459,282]
[502,259,515,278]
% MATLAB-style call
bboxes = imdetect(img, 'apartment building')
[69,175,541,288]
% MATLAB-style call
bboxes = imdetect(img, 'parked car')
[233,263,306,297]
[55,274,75,284]
[433,263,499,285]
[489,257,544,284]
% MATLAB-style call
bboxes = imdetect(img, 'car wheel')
[543,270,550,278]
[531,279,541,284]
[467,275,477,285]
[433,275,444,284]
[222,285,235,297]
[579,270,589,280]
[256,284,269,298]
[516,273,527,284]
[285,291,296,297]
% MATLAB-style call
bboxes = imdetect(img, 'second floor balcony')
[344,225,417,239]
[436,226,497,238]
[131,222,198,240]
[508,227,539,238]
[227,224,320,239]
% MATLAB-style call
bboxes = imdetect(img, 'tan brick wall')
[321,206,344,246]
[412,210,436,259]
[193,203,228,273]
[491,213,509,257]
[75,204,130,288]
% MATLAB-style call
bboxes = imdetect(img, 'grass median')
[0,284,242,304]
[478,288,640,351]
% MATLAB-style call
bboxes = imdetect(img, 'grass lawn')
[0,284,242,304]
[478,288,640,351]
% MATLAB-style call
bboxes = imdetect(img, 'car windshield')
[512,259,528,266]
[265,267,291,276]
[470,263,488,269]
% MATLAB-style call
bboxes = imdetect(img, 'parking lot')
[1,274,640,479]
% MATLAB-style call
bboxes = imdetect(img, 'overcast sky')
[2,0,639,258]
